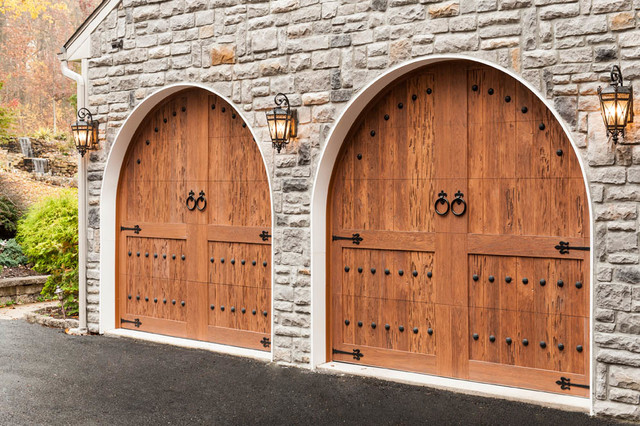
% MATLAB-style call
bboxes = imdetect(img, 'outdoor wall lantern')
[266,93,297,153]
[598,65,634,144]
[70,107,100,156]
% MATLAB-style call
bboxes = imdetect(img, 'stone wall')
[82,0,640,419]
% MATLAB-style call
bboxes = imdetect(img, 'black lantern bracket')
[598,65,634,144]
[71,107,100,157]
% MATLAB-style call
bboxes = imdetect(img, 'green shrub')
[0,195,21,237]
[0,239,29,267]
[17,190,78,313]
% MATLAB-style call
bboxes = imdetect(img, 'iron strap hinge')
[555,241,590,254]
[332,348,364,360]
[121,318,142,328]
[120,225,142,234]
[332,233,363,245]
[556,376,589,390]
[259,230,272,241]
[260,337,271,348]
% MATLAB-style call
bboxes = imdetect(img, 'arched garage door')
[328,61,590,396]
[117,88,272,351]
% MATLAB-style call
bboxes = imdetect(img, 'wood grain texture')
[328,61,590,396]
[117,89,271,350]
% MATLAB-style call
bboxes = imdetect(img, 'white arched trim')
[99,83,274,362]
[309,54,594,412]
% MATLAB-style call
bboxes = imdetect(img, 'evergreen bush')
[0,238,29,267]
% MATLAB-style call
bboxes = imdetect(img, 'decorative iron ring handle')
[451,190,467,217]
[196,190,207,211]
[434,190,450,216]
[186,190,196,211]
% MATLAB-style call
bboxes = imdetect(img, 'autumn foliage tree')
[0,0,100,136]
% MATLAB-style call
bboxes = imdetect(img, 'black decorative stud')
[241,259,246,265]
[489,335,496,342]
[163,299,167,304]
[181,106,186,112]
[427,271,432,278]
[252,310,256,315]
[221,107,225,113]
[473,333,479,340]
[521,106,528,114]
[385,324,390,330]
[145,296,149,302]
[472,274,479,281]
[163,254,166,259]
[136,295,140,300]
[154,127,158,132]
[221,258,225,263]
[181,255,186,261]
[172,300,176,305]
[505,96,511,103]
[145,140,150,145]
[506,337,512,345]
[399,326,405,332]
[412,94,417,101]
[412,270,418,277]
[345,266,350,272]
[358,267,363,273]
[128,294,132,300]
[136,252,140,257]
[557,279,564,288]
[472,85,478,91]
[232,113,236,119]
[427,328,433,335]
[371,322,377,329]
[172,111,177,116]
[522,339,529,346]
[557,149,563,156]
[370,268,376,274]
[576,345,583,353]
[128,251,132,257]
[263,261,268,267]
[575,281,583,289]
[242,123,247,128]
[384,269,390,275]
[163,118,167,123]
[398,270,404,276]
[181,301,185,307]
[426,88,432,95]
[540,341,547,348]
[413,327,419,334]
[539,123,546,131]
[345,319,350,326]
[522,277,529,285]
[145,252,149,258]
[370,130,376,137]
[154,298,158,303]
[231,307,236,312]
[357,153,362,160]
[137,159,141,164]
[231,259,235,265]
[172,254,176,260]
[488,275,495,283]
[252,260,257,266]
[488,88,494,95]
[211,104,215,110]
[505,276,512,283]
[210,304,215,310]
[398,103,403,109]
[558,343,564,351]
[221,306,225,311]
[154,253,158,258]
[384,114,390,120]
[210,257,214,263]
[357,321,363,327]
[540,279,546,286]
[263,311,268,317]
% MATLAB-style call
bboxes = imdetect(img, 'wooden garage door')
[328,61,590,396]
[117,89,272,351]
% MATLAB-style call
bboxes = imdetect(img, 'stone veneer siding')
[81,0,640,419]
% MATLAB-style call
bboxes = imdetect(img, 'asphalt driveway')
[0,319,621,425]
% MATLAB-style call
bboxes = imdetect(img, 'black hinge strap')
[332,233,363,245]
[332,348,363,360]
[556,376,589,390]
[259,230,272,241]
[260,337,271,348]
[555,241,590,254]
[120,225,142,234]
[121,318,141,327]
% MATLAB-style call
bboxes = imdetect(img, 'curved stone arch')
[310,54,593,409]
[99,83,274,360]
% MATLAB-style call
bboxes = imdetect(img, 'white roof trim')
[63,0,121,61]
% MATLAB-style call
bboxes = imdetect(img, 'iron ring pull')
[186,190,197,211]
[196,190,207,211]
[451,190,467,217]
[434,190,450,216]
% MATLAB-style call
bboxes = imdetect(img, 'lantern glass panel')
[267,108,290,142]
[600,88,632,131]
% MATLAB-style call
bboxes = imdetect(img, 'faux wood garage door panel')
[328,61,590,396]
[117,88,272,351]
